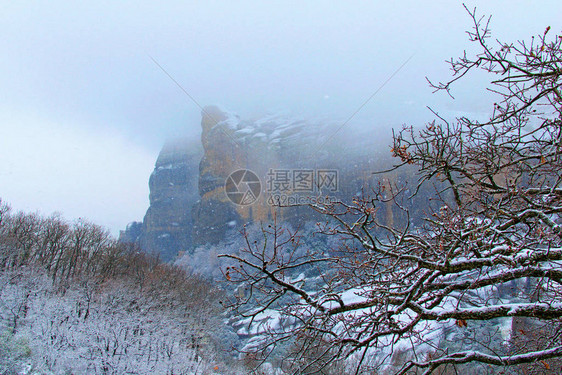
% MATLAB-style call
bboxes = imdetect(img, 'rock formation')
[191,106,247,245]
[137,137,202,261]
[123,105,435,261]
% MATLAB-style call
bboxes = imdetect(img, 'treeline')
[0,199,226,301]
[1,199,155,283]
[0,198,243,375]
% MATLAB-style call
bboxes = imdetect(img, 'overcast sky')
[1,1,560,234]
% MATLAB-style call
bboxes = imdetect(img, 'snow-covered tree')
[0,200,246,374]
[221,8,562,374]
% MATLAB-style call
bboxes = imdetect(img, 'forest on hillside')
[0,199,248,374]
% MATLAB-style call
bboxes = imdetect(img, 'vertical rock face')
[189,106,387,246]
[191,106,246,245]
[126,105,437,261]
[191,105,325,245]
[138,137,202,262]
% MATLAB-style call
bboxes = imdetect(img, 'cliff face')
[188,106,401,246]
[191,106,246,245]
[125,105,432,261]
[138,137,202,261]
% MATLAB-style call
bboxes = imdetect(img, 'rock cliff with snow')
[121,105,431,261]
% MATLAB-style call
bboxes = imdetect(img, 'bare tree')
[0,199,241,374]
[221,8,562,375]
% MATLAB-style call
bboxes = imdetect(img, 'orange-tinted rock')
[128,105,438,261]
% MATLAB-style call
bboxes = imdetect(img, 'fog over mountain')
[1,1,560,233]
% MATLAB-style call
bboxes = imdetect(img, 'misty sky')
[1,1,560,234]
